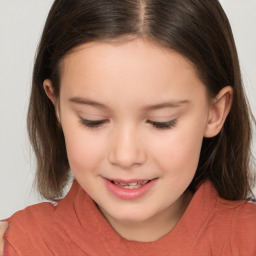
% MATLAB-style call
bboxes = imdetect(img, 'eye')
[79,118,108,128]
[79,118,176,130]
[146,120,176,130]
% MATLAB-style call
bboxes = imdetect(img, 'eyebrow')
[142,100,190,111]
[69,97,190,110]
[69,97,109,110]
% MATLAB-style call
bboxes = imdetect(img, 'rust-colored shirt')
[4,180,256,256]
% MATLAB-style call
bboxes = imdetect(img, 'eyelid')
[77,111,107,119]
[79,117,177,130]
[79,117,108,128]
[146,119,177,129]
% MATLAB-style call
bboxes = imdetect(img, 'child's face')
[47,38,220,239]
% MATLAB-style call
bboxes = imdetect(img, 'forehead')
[59,38,207,104]
[61,38,196,74]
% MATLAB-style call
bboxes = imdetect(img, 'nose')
[108,125,147,169]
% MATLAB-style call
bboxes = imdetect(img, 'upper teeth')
[113,181,148,189]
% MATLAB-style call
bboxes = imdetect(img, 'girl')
[1,0,256,255]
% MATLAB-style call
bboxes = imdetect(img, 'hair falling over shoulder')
[27,0,255,201]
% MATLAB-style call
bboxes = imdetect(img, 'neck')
[99,190,193,242]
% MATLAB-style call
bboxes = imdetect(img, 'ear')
[43,79,56,105]
[204,86,233,138]
[43,79,61,124]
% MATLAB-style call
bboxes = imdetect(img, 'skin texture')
[0,222,8,256]
[44,38,233,242]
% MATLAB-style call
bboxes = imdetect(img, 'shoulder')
[215,197,256,227]
[189,181,256,255]
[213,198,256,254]
[7,201,57,227]
[230,201,256,253]
[4,201,58,254]
[6,200,58,230]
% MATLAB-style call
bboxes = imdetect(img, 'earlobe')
[204,86,233,138]
[43,79,56,105]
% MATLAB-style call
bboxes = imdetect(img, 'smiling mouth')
[110,180,151,189]
[104,178,157,200]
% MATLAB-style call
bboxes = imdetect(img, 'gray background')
[0,0,256,220]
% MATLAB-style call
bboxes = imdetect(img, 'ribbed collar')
[53,179,218,255]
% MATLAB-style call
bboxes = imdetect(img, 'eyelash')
[79,118,176,130]
[79,119,107,128]
[146,120,176,129]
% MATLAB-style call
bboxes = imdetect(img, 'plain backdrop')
[0,0,256,220]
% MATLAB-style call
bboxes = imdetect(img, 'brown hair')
[28,0,255,200]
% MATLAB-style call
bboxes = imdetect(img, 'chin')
[107,207,155,224]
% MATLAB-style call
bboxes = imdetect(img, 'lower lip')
[104,178,157,200]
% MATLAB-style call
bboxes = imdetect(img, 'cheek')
[150,121,205,175]
[62,122,105,174]
[173,133,203,170]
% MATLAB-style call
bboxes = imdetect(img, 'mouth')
[103,178,157,200]
[109,180,151,189]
